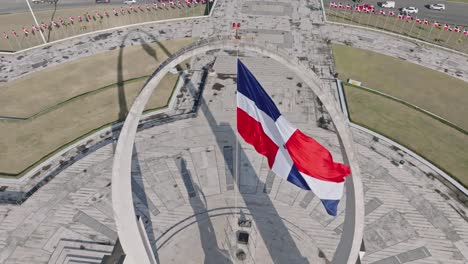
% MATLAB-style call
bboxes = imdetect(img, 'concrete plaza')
[0,0,467,263]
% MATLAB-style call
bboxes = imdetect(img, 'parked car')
[96,0,110,3]
[402,6,418,14]
[429,3,445,10]
[381,1,395,8]
[123,0,136,4]
[31,0,44,3]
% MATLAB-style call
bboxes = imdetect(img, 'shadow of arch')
[111,37,365,264]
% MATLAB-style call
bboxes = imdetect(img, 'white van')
[382,1,395,8]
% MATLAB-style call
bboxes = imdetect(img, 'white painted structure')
[111,36,365,264]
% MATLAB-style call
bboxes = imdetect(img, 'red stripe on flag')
[285,130,350,183]
[237,108,279,168]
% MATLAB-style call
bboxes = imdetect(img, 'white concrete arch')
[112,36,365,264]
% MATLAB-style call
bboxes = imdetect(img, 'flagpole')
[391,15,398,32]
[25,0,46,44]
[437,26,443,40]
[426,23,435,41]
[417,22,424,38]
[408,17,417,36]
[446,29,454,47]
[382,13,389,29]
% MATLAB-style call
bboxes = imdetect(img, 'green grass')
[326,9,468,53]
[332,44,468,131]
[0,38,192,176]
[343,84,468,187]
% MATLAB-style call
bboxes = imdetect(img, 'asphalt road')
[324,0,468,26]
[0,0,156,14]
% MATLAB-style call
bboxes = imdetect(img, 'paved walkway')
[0,0,467,263]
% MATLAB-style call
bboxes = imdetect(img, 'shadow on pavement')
[177,157,232,264]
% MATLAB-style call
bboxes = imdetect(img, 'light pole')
[25,0,47,44]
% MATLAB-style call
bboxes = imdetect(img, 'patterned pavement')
[0,0,467,263]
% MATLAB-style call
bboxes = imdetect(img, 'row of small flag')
[2,0,213,39]
[329,2,468,35]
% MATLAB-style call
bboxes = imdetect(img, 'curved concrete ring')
[111,37,365,264]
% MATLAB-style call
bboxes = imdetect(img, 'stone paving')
[0,0,467,263]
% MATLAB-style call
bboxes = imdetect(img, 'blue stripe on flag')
[320,199,340,216]
[286,165,311,191]
[237,59,281,121]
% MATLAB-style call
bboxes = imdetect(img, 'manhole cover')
[236,249,246,261]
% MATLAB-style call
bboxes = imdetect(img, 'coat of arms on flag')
[236,60,351,216]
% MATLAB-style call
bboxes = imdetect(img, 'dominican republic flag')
[236,60,351,216]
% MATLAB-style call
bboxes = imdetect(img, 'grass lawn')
[0,38,192,176]
[0,4,208,51]
[0,38,193,118]
[344,84,468,187]
[326,10,468,53]
[333,44,468,131]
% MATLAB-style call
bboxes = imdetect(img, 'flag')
[464,28,468,36]
[444,24,449,30]
[59,17,65,25]
[346,4,351,10]
[170,1,175,7]
[113,8,118,16]
[12,30,18,37]
[329,2,336,8]
[433,21,439,27]
[236,60,351,216]
[423,19,429,25]
[3,32,8,39]
[389,11,394,16]
[415,18,421,24]
[69,16,74,23]
[23,27,29,35]
[453,26,460,33]
[153,3,158,9]
[338,3,343,9]
[380,10,385,15]
[398,14,404,19]
[406,15,413,21]
[146,4,151,10]
[78,15,83,22]
[41,22,47,30]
